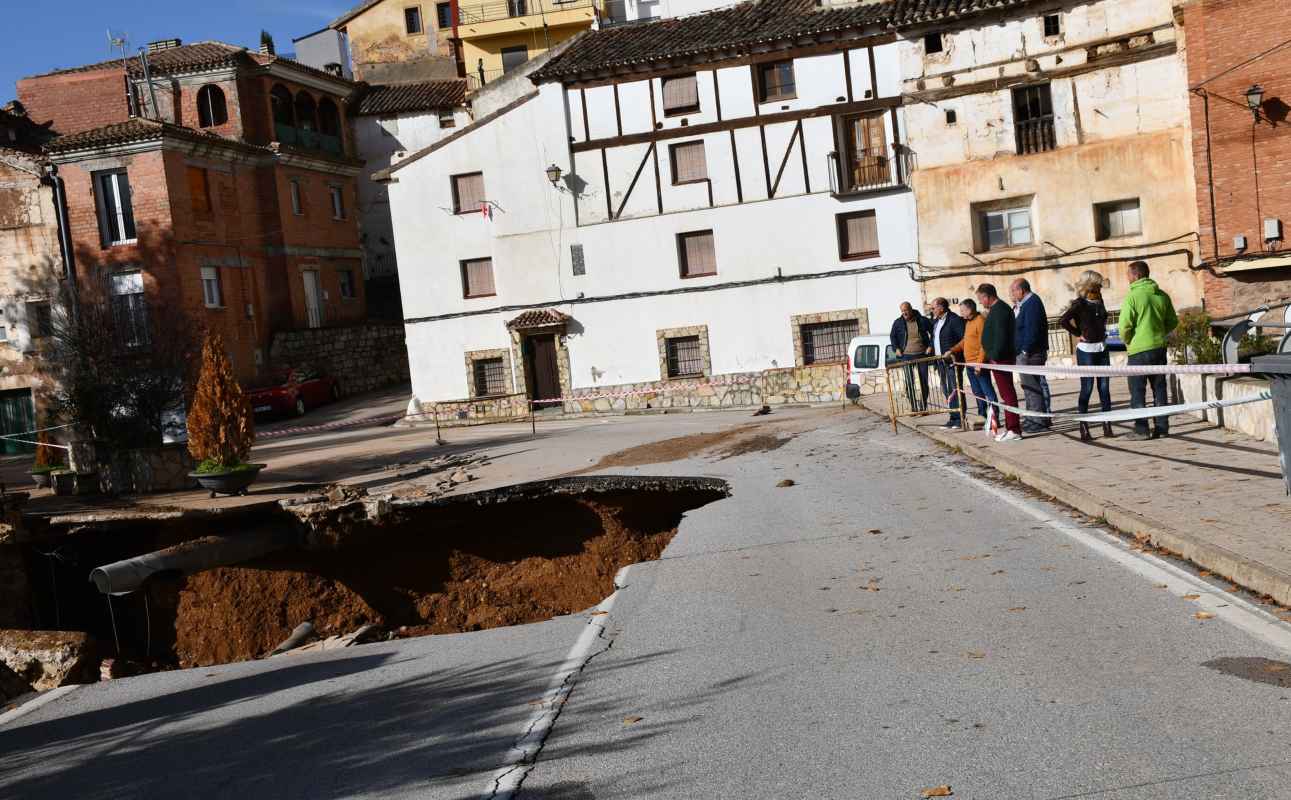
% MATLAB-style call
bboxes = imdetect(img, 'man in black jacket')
[889,302,932,411]
[930,297,966,428]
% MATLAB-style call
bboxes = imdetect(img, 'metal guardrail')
[466,68,508,92]
[827,150,912,196]
[1218,305,1291,364]
[457,0,597,24]
[884,353,964,432]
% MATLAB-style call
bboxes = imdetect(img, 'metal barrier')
[883,354,966,433]
[1219,304,1291,363]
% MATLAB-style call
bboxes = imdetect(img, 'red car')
[246,367,341,418]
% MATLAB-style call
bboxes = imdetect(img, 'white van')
[844,335,894,400]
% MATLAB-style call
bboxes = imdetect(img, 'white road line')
[936,460,1291,655]
[482,565,632,800]
[0,685,79,729]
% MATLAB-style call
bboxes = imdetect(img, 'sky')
[3,0,355,102]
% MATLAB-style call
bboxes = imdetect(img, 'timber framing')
[571,96,902,154]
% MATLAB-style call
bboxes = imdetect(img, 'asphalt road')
[4,410,1291,799]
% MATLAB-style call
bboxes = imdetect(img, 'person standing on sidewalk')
[930,297,966,429]
[889,302,933,412]
[1010,278,1052,433]
[949,298,995,425]
[1059,270,1114,440]
[977,283,1022,442]
[1119,260,1179,441]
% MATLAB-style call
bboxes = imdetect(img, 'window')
[571,243,586,276]
[329,185,345,220]
[338,269,356,299]
[188,166,211,214]
[837,112,889,192]
[94,170,136,246]
[945,109,957,125]
[271,84,295,127]
[200,266,223,308]
[836,210,880,261]
[196,85,228,128]
[26,301,52,339]
[472,357,507,397]
[110,271,149,348]
[665,336,703,378]
[0,310,8,342]
[978,204,1034,251]
[318,99,342,137]
[669,140,707,184]
[756,60,796,102]
[1095,198,1142,240]
[289,179,304,215]
[1012,83,1055,155]
[677,230,716,278]
[405,6,423,34]
[501,45,529,73]
[460,257,496,298]
[802,319,859,365]
[661,74,699,116]
[854,344,880,370]
[294,92,318,132]
[438,109,456,128]
[436,1,453,28]
[451,172,486,214]
[924,32,944,54]
[1043,13,1062,37]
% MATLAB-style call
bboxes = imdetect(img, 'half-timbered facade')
[383,0,921,418]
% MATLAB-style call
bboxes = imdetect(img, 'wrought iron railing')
[274,124,344,156]
[827,148,913,196]
[457,0,597,24]
[466,68,508,93]
[1015,117,1056,155]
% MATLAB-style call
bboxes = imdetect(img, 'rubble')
[0,630,100,690]
[0,661,33,702]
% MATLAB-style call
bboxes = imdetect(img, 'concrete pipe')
[89,527,294,596]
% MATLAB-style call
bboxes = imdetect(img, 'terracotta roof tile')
[354,81,466,116]
[44,118,268,155]
[893,0,1039,25]
[532,0,894,82]
[507,309,572,329]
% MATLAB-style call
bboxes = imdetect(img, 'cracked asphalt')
[5,409,1291,799]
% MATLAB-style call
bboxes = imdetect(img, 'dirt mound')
[166,490,712,667]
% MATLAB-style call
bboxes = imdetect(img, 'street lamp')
[545,163,563,186]
[1245,84,1265,121]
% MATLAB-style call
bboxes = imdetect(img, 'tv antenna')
[107,29,130,59]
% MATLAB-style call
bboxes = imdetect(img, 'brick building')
[17,40,367,379]
[1179,0,1291,316]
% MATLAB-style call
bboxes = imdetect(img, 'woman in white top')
[1059,270,1113,438]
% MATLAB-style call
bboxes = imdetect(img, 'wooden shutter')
[188,167,211,214]
[840,211,879,259]
[453,173,486,213]
[662,75,699,114]
[679,231,716,277]
[462,258,495,297]
[671,141,707,184]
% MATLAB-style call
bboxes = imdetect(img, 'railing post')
[1252,354,1291,495]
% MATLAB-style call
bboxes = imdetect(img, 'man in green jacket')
[1119,260,1179,440]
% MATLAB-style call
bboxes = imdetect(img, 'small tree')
[1169,310,1222,365]
[187,333,255,472]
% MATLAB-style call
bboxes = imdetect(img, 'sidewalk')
[863,377,1291,605]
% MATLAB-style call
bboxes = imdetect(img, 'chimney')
[260,30,276,56]
[147,38,182,52]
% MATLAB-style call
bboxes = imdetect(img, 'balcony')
[274,123,343,156]
[466,68,508,93]
[1014,117,1056,156]
[827,148,913,197]
[457,0,599,24]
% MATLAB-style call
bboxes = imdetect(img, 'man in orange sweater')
[949,298,995,423]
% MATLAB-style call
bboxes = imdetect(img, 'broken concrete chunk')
[0,630,100,690]
[0,660,33,701]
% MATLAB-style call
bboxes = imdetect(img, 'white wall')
[605,0,741,24]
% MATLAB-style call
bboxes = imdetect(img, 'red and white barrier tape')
[961,361,1253,377]
[957,388,1270,424]
[258,413,404,440]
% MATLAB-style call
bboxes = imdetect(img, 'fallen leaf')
[622,715,644,725]
[1182,594,1201,600]
[1194,611,1216,620]
[1264,663,1290,673]
[965,650,986,659]
[867,528,882,534]
[864,578,882,593]
[1199,571,1212,578]
[590,611,608,616]
[991,569,1007,576]
[1226,586,1241,593]
[921,785,954,797]
[1007,606,1026,612]
[1153,583,1168,589]
[776,479,796,488]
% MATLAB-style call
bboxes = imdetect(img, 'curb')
[890,413,1291,608]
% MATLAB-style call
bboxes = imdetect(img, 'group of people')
[888,260,1180,442]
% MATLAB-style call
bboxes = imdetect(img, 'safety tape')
[958,389,1271,424]
[960,361,1253,377]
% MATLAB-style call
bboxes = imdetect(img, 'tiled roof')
[507,309,572,329]
[331,0,383,29]
[892,0,1039,25]
[353,81,466,116]
[532,0,895,82]
[44,118,267,155]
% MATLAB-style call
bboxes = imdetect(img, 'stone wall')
[270,323,410,396]
[1176,374,1278,444]
[107,444,197,495]
[423,393,532,427]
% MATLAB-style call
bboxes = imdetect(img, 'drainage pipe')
[89,527,294,596]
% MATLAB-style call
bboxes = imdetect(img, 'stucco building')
[897,0,1203,326]
[331,0,461,83]
[18,40,367,380]
[382,0,920,419]
[458,0,607,94]
[1176,0,1291,317]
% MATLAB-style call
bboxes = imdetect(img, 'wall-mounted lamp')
[545,163,563,186]
[1245,84,1265,122]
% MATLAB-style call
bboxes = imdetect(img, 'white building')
[382,0,922,420]
[350,80,469,317]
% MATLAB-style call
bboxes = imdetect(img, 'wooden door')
[0,389,35,455]
[844,113,888,188]
[525,334,561,407]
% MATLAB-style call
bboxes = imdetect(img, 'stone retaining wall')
[270,323,410,396]
[1176,373,1278,443]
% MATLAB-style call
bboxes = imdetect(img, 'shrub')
[1168,310,1222,365]
[32,431,61,471]
[186,333,254,470]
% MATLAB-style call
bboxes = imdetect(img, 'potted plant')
[186,333,263,497]
[30,432,60,489]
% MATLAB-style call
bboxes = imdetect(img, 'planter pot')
[189,465,266,498]
[31,472,52,489]
[51,472,76,497]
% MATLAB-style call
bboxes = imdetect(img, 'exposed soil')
[587,422,799,470]
[714,433,795,460]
